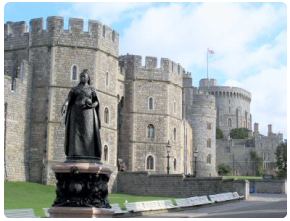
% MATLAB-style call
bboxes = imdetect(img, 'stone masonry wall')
[118,55,187,174]
[117,172,249,198]
[4,75,30,181]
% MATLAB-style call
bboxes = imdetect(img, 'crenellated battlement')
[5,16,119,56]
[119,54,187,75]
[199,78,251,102]
[5,21,28,36]
[119,54,190,87]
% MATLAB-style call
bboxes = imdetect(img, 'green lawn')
[4,181,173,217]
[222,176,262,180]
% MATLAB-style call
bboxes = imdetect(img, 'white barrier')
[5,209,38,218]
[175,198,192,208]
[110,203,128,214]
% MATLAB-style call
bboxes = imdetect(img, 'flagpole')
[206,48,209,80]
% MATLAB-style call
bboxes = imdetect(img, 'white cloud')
[225,67,287,136]
[60,2,287,138]
[59,3,149,26]
[119,2,286,137]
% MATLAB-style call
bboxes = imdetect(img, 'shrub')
[218,163,231,175]
[230,128,249,139]
[275,141,287,178]
[216,128,224,139]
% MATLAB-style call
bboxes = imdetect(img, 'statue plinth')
[48,162,113,218]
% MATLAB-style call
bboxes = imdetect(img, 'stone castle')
[4,17,283,187]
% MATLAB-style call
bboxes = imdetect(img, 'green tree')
[216,128,224,139]
[275,141,287,178]
[250,150,264,176]
[230,128,249,139]
[218,163,231,175]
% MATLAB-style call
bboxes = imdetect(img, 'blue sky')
[4,2,287,137]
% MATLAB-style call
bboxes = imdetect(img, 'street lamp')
[166,140,171,175]
[193,150,199,177]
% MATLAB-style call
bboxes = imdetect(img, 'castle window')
[104,145,108,161]
[207,122,212,130]
[207,138,211,148]
[19,62,25,79]
[148,97,154,110]
[174,158,177,171]
[112,30,115,41]
[173,100,176,113]
[102,26,106,37]
[11,77,16,91]
[228,118,232,127]
[71,65,78,81]
[147,124,155,139]
[173,128,176,140]
[207,154,211,164]
[106,72,109,86]
[229,107,231,113]
[146,155,154,170]
[104,107,109,124]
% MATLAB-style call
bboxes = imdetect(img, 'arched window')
[207,154,211,164]
[228,118,232,127]
[104,107,109,124]
[104,145,108,161]
[11,77,16,91]
[148,97,154,110]
[146,155,154,170]
[105,72,109,86]
[207,138,211,148]
[71,65,78,81]
[174,158,177,171]
[173,128,176,140]
[147,124,155,139]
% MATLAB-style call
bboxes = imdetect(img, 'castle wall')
[216,130,283,176]
[4,72,30,181]
[117,172,249,198]
[118,55,187,174]
[4,21,32,181]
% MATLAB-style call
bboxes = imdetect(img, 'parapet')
[5,21,28,37]
[119,54,186,75]
[5,16,119,41]
[201,84,251,102]
[199,78,217,87]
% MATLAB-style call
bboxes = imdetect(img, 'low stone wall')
[250,179,287,194]
[116,172,249,199]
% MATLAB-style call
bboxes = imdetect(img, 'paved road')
[144,194,287,218]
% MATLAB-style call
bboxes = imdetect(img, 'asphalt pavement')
[143,193,287,218]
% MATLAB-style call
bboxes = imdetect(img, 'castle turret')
[199,79,252,137]
[186,91,217,177]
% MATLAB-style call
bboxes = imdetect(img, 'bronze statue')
[61,69,102,161]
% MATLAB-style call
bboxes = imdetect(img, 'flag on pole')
[207,48,215,54]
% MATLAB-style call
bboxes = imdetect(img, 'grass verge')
[4,181,173,217]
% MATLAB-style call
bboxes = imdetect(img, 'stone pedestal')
[48,162,113,218]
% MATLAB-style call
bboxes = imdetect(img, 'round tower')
[190,92,217,177]
[199,79,252,137]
